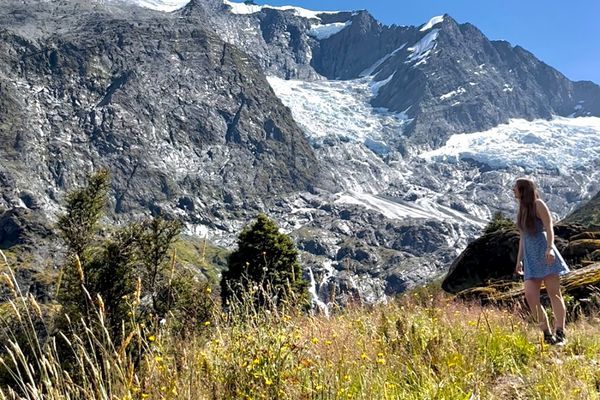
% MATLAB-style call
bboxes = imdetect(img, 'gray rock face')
[1,0,599,307]
[310,11,416,80]
[200,6,600,151]
[362,16,600,149]
[0,0,319,222]
[0,208,52,249]
[288,194,476,306]
[186,0,323,80]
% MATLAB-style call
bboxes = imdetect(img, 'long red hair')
[515,178,539,234]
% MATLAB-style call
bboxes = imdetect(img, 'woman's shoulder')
[534,198,551,219]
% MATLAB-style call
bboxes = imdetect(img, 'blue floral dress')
[522,218,570,280]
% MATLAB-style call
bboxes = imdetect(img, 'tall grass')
[1,250,599,399]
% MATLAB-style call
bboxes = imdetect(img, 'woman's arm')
[515,234,524,274]
[535,199,556,264]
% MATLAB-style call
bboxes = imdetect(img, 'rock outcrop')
[443,223,600,294]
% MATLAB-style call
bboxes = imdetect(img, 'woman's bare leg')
[544,274,566,330]
[524,279,551,332]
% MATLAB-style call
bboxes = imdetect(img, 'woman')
[513,178,570,345]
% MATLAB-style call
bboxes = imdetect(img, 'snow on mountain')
[222,0,262,14]
[336,191,438,220]
[266,76,410,147]
[370,73,396,96]
[334,191,486,227]
[439,87,466,101]
[114,0,190,12]
[113,0,342,17]
[308,21,352,40]
[406,29,439,65]
[360,44,406,77]
[420,15,444,32]
[223,0,339,19]
[419,116,600,172]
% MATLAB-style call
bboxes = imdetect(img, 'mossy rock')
[442,229,520,294]
[442,223,592,294]
[570,231,600,241]
[564,239,600,258]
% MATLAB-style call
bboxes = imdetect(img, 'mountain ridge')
[183,2,600,151]
[1,0,599,305]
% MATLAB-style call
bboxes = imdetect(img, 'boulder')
[442,229,519,294]
[564,239,600,259]
[443,224,600,295]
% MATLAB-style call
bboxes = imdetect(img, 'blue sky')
[255,0,600,84]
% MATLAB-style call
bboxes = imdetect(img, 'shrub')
[221,214,308,309]
[57,169,109,258]
[484,211,516,235]
[55,172,206,338]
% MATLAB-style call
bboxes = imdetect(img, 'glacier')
[267,72,600,230]
[419,116,600,172]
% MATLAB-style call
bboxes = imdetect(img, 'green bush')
[55,171,211,338]
[484,211,516,235]
[56,171,138,337]
[135,217,182,321]
[221,214,309,309]
[154,267,216,336]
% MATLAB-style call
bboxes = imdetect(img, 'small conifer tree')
[56,170,137,335]
[135,217,182,316]
[221,214,308,308]
[57,169,109,258]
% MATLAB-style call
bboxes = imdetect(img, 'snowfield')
[419,116,600,172]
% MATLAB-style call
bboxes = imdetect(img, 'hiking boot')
[543,331,557,345]
[555,328,567,346]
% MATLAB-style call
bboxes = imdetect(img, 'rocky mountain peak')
[1,0,599,306]
[178,0,209,16]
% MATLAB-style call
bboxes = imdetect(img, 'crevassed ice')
[266,76,409,144]
[418,116,600,171]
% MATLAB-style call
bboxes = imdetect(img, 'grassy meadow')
[1,250,599,400]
